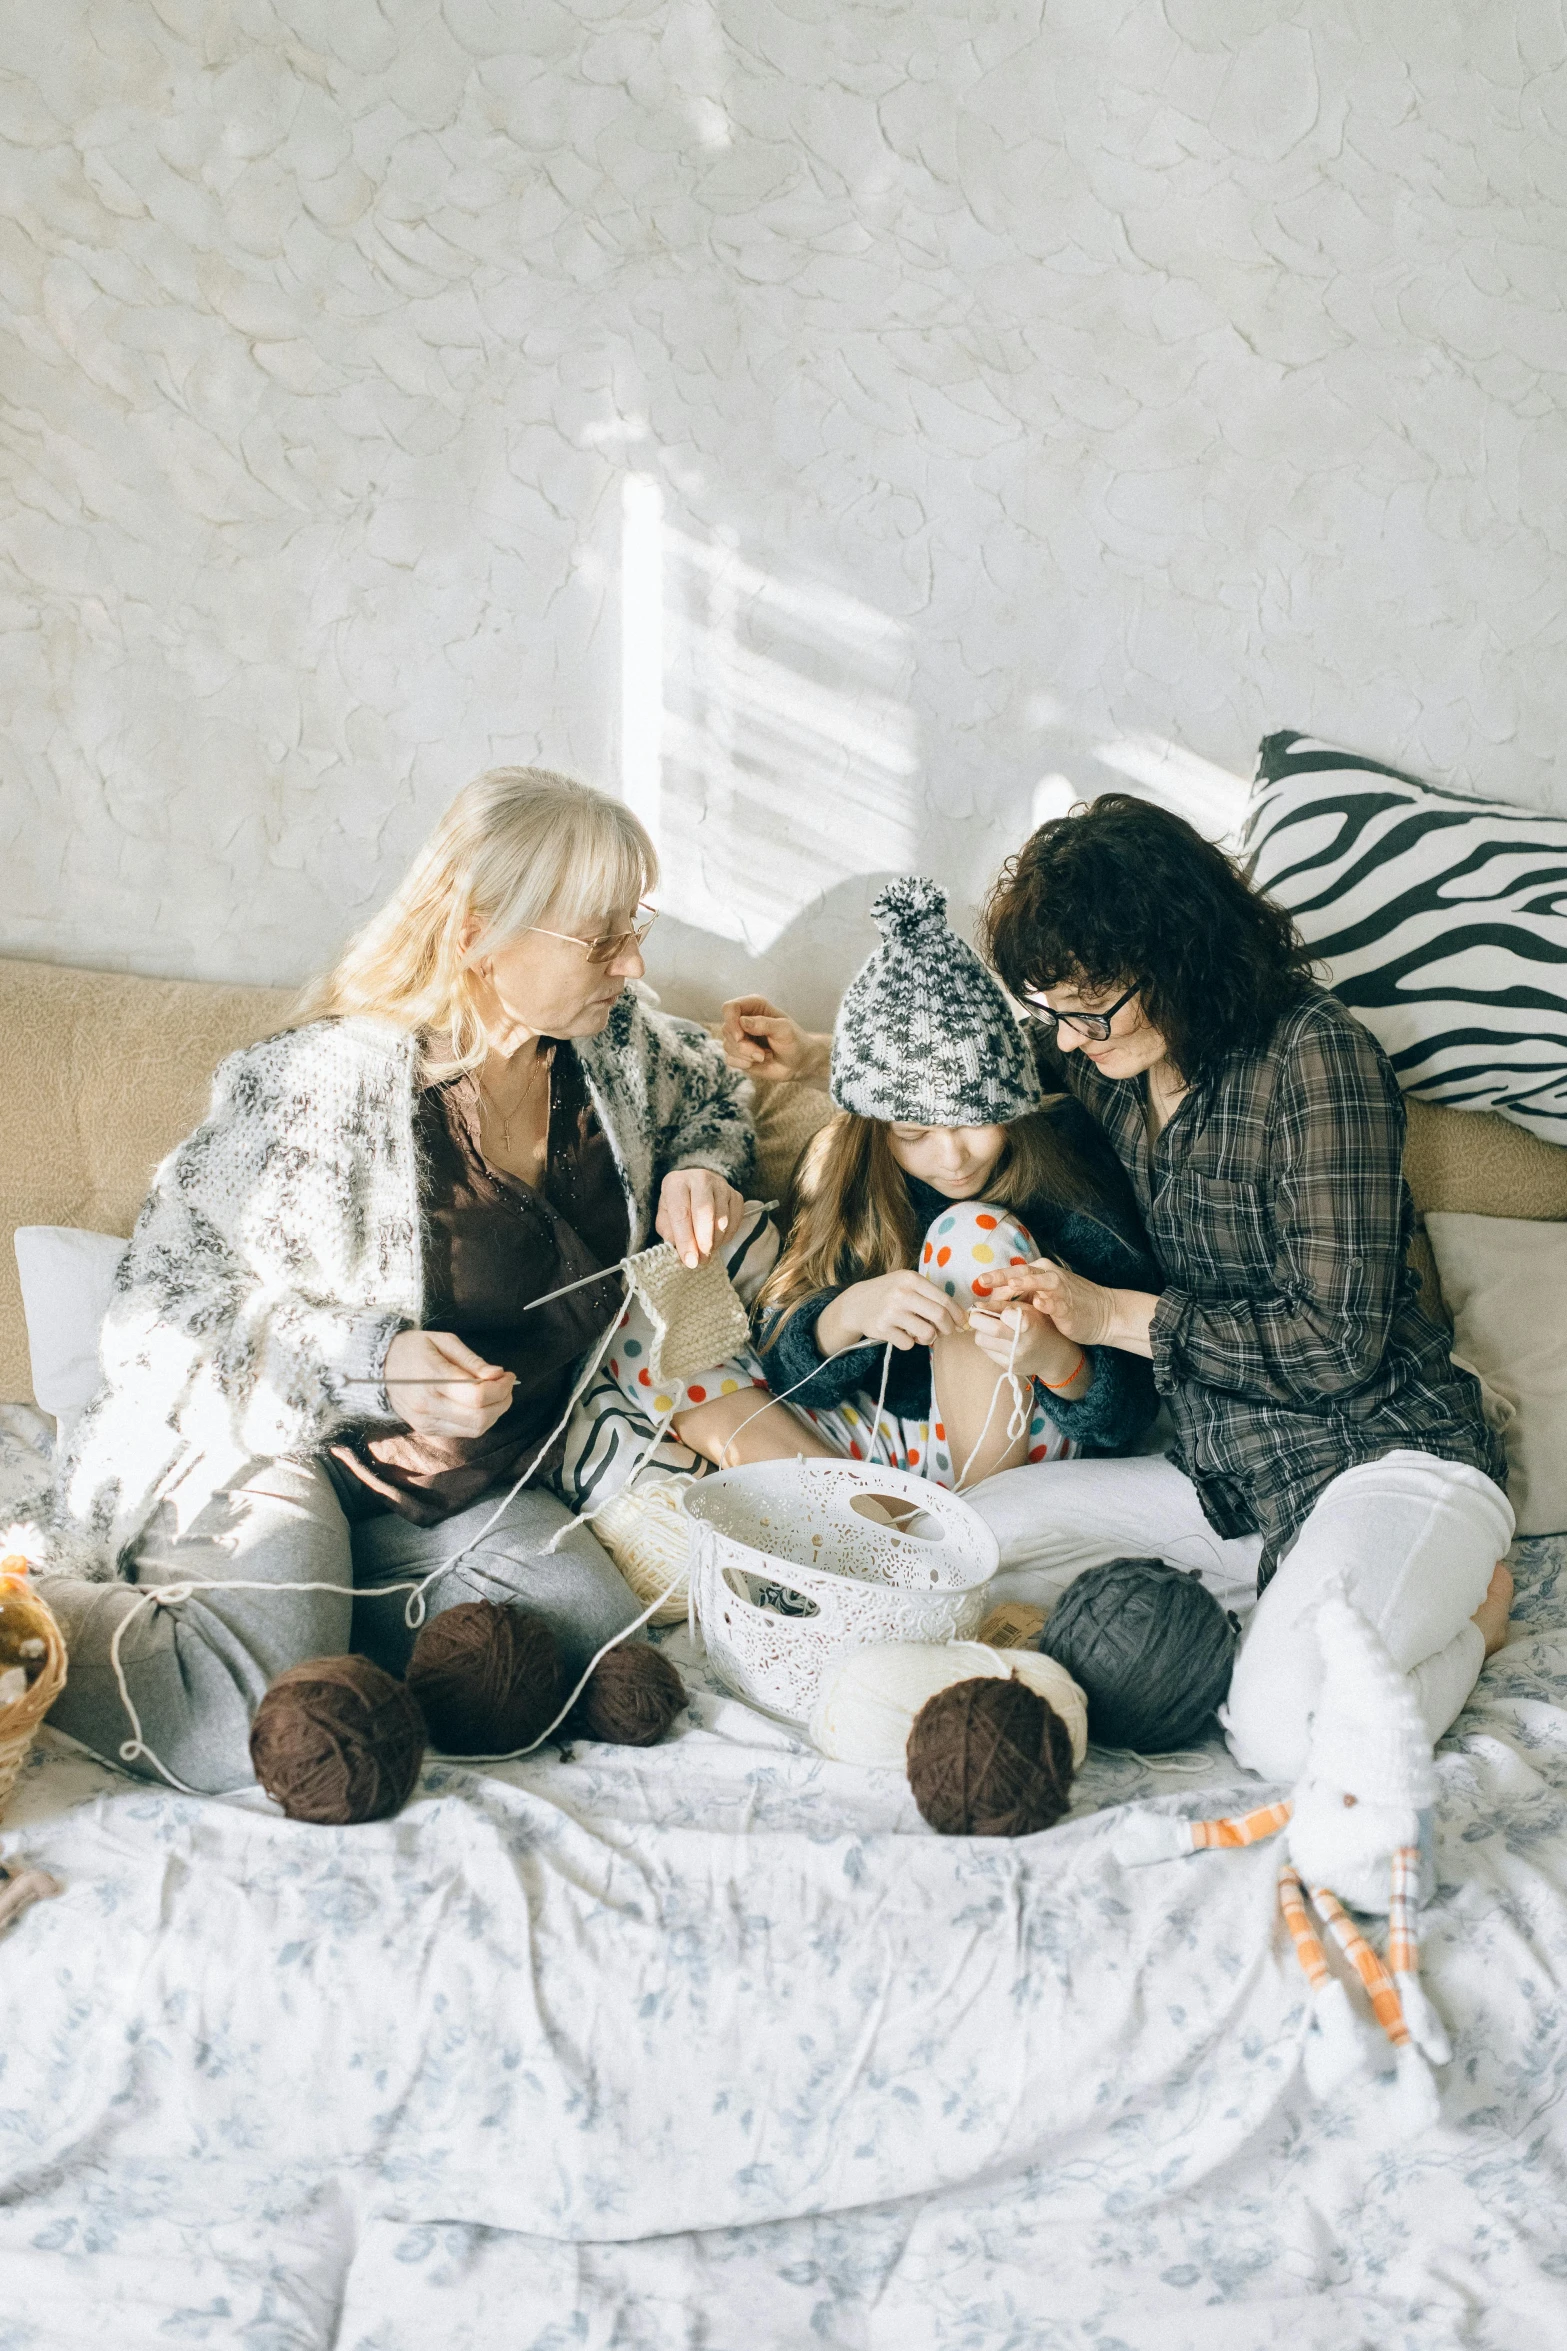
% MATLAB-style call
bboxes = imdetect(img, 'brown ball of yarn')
[406,1601,563,1755]
[905,1676,1075,1838]
[250,1655,426,1826]
[570,1642,686,1747]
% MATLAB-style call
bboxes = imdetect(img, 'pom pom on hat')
[830,872,1043,1128]
[1040,1557,1238,1753]
[869,874,950,938]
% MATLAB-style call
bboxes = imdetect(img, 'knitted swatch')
[623,1240,752,1385]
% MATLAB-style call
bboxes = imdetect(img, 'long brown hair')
[756,1104,1092,1341]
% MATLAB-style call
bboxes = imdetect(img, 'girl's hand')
[720,995,832,1085]
[968,1301,1087,1388]
[657,1167,745,1267]
[816,1271,968,1355]
[382,1329,515,1437]
[984,1259,1120,1348]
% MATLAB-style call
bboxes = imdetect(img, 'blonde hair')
[756,1105,1093,1337]
[298,767,656,1079]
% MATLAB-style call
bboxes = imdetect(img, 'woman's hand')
[816,1271,968,1355]
[968,1300,1088,1389]
[985,1260,1158,1357]
[382,1329,515,1437]
[657,1167,745,1267]
[720,995,832,1086]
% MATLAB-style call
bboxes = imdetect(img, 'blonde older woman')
[40,768,825,1802]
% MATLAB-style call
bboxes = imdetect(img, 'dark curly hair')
[983,793,1313,1079]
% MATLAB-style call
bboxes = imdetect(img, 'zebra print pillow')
[1242,732,1567,1145]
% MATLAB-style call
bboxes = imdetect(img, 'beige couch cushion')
[1403,1096,1567,1221]
[1425,1212,1567,1535]
[1403,1099,1567,1327]
[0,958,293,1402]
[750,1080,834,1203]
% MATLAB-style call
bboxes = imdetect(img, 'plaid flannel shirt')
[1041,988,1505,1564]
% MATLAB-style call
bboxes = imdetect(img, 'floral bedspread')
[2,1403,1565,2349]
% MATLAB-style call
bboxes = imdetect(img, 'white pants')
[968,1448,1514,1784]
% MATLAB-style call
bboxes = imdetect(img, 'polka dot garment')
[799,1198,1075,1484]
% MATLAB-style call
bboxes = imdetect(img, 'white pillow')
[1424,1212,1567,1536]
[12,1226,127,1445]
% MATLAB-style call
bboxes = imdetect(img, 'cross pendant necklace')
[480,1046,552,1152]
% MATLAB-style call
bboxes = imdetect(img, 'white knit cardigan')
[53,995,755,1581]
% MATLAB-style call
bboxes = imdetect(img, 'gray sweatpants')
[38,1456,643,1795]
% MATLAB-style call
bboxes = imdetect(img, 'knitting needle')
[341,1201,778,1382]
[520,1263,632,1312]
[337,1275,625,1382]
[514,1199,778,1314]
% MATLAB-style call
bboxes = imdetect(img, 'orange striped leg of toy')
[1277,1863,1333,1993]
[1189,1800,1294,1851]
[1311,1885,1410,2048]
[1387,1845,1421,1980]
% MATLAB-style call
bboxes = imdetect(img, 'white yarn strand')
[106,1575,420,1797]
[107,1291,634,1796]
[953,1314,1028,1492]
[104,1553,693,1795]
[396,1299,627,1630]
[101,1255,1036,1799]
[867,1340,895,1465]
[709,1337,896,1469]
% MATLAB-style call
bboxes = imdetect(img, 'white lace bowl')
[682,1460,997,1725]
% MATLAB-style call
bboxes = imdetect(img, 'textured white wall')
[3,0,1564,1024]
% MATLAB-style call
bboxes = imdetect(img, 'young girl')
[753,876,1161,1491]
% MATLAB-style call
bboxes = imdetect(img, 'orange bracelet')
[1040,1350,1087,1392]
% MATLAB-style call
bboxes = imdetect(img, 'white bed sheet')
[2,1402,1566,2350]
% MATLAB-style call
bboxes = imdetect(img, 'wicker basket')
[0,1560,67,1824]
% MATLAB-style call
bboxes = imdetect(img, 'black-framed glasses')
[525,904,658,967]
[1022,981,1138,1042]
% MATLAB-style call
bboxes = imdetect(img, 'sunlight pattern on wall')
[620,475,920,953]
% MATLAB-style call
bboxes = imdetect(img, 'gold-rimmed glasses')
[524,904,659,966]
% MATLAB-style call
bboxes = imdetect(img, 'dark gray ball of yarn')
[1039,1557,1239,1753]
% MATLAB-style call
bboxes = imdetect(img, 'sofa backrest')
[1,956,1562,1407]
[0,958,294,1401]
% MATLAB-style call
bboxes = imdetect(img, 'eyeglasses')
[524,905,658,966]
[1022,981,1138,1042]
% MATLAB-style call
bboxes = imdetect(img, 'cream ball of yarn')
[589,1472,694,1625]
[809,1641,1088,1770]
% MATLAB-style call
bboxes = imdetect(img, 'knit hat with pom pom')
[830,876,1043,1127]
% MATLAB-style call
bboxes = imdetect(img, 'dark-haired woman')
[727,799,1514,1783]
